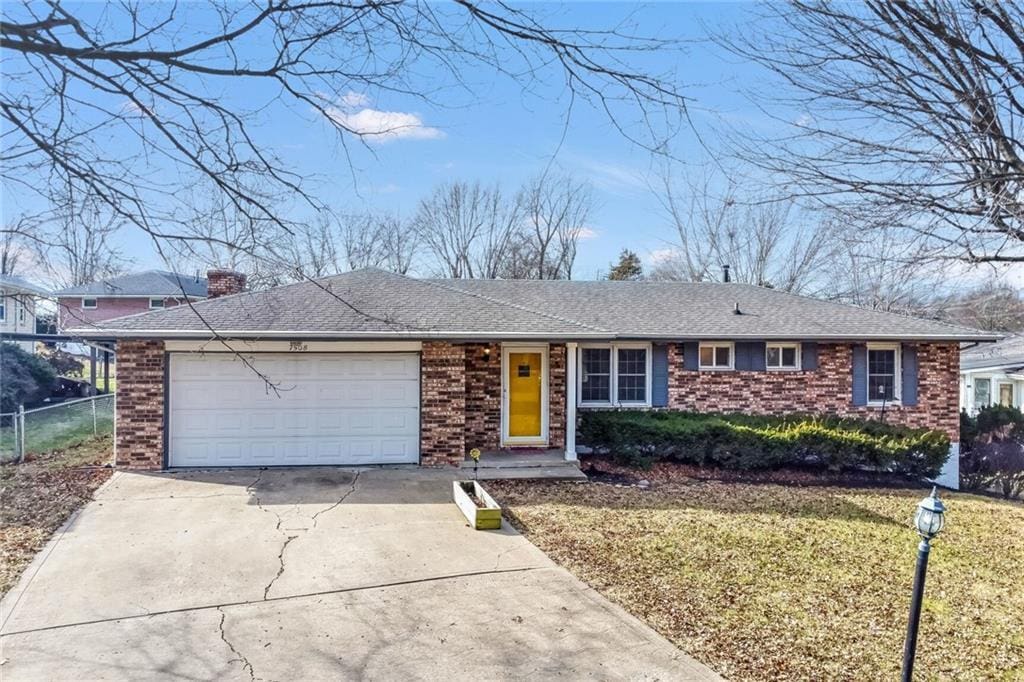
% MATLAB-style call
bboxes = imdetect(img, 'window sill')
[766,367,800,372]
[698,367,734,372]
[578,403,652,409]
[866,401,902,407]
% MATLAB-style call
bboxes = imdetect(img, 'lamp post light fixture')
[901,486,946,681]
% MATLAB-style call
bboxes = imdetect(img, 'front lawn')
[490,477,1024,681]
[0,435,113,596]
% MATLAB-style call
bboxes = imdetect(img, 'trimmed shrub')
[0,342,58,412]
[960,406,1024,499]
[578,410,950,477]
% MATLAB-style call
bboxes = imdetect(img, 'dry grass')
[490,478,1024,681]
[0,435,113,597]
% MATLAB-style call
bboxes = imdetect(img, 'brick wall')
[420,341,466,467]
[115,340,166,468]
[549,344,567,448]
[58,297,189,330]
[667,342,959,440]
[465,343,501,450]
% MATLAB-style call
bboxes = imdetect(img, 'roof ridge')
[418,277,608,333]
[727,281,993,336]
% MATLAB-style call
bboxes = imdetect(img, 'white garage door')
[168,353,420,467]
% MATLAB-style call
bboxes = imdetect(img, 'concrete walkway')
[0,467,719,681]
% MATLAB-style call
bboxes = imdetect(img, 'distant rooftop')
[961,333,1024,371]
[53,271,207,298]
[0,274,49,296]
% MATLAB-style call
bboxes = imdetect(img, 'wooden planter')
[453,481,502,530]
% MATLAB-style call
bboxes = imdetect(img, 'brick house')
[53,270,210,331]
[69,268,997,486]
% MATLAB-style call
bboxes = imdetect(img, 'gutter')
[67,328,1004,343]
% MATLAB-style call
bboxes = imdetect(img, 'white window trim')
[866,342,901,405]
[577,342,653,407]
[81,297,98,309]
[149,297,166,309]
[766,342,801,371]
[699,341,735,370]
[0,297,6,322]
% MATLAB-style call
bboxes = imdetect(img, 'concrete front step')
[472,465,588,481]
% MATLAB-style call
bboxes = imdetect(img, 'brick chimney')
[206,269,247,298]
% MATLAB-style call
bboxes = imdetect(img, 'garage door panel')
[169,353,420,468]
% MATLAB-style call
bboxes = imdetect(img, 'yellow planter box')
[453,481,502,530]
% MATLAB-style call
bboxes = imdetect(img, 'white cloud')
[574,226,599,240]
[339,91,370,108]
[646,247,680,264]
[325,101,444,143]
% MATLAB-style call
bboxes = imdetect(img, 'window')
[973,378,991,408]
[766,343,800,370]
[18,303,25,324]
[0,297,5,321]
[82,298,97,309]
[699,342,733,370]
[580,347,611,403]
[617,347,648,403]
[998,382,1014,407]
[578,343,651,406]
[867,344,900,403]
[149,298,166,309]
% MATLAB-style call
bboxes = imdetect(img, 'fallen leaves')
[0,435,113,596]
[490,477,1024,681]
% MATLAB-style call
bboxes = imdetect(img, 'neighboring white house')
[960,334,1024,414]
[0,274,50,353]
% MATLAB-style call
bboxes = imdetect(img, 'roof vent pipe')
[722,264,731,283]
[734,302,741,315]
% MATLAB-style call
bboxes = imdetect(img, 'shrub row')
[578,410,950,477]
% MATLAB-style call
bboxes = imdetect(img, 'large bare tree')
[1,1,686,287]
[36,190,129,287]
[719,0,1024,265]
[653,167,831,293]
[516,172,592,279]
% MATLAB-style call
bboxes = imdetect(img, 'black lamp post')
[901,486,946,681]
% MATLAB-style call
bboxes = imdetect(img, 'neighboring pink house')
[54,270,208,330]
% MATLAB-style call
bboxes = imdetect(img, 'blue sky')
[112,2,766,278]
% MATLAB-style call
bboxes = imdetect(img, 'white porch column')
[565,342,578,461]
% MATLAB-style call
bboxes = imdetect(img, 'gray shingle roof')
[52,271,207,298]
[961,333,1024,370]
[72,268,1000,341]
[0,274,49,296]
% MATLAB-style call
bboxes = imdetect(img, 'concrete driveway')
[0,468,718,681]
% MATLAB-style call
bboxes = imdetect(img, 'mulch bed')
[580,455,924,489]
[0,436,113,596]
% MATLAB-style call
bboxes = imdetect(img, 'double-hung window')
[699,342,733,370]
[579,344,651,406]
[766,343,800,370]
[580,347,612,403]
[973,378,991,408]
[867,343,900,403]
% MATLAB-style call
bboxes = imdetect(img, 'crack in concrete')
[0,566,547,638]
[263,535,298,601]
[311,471,361,529]
[217,607,255,682]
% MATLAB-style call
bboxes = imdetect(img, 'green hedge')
[578,411,950,477]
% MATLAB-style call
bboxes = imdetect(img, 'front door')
[503,347,547,444]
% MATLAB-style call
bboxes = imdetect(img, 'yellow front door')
[507,351,543,439]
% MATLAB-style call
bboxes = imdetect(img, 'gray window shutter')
[851,345,867,406]
[652,344,669,407]
[801,342,818,371]
[735,342,766,371]
[683,342,699,371]
[901,345,918,406]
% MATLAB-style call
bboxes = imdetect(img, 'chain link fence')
[0,394,114,463]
